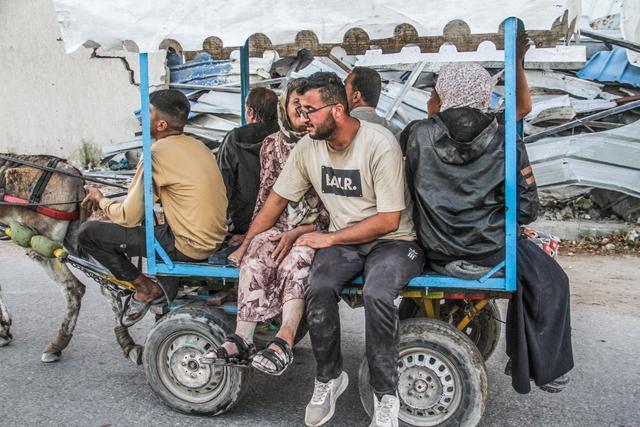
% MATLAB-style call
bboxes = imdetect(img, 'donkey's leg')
[98,286,143,365]
[36,256,86,363]
[0,283,13,346]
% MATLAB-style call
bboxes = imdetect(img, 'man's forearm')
[328,213,400,245]
[516,62,532,120]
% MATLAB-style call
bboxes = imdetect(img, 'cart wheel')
[359,318,487,427]
[143,305,251,415]
[253,312,309,350]
[398,298,501,361]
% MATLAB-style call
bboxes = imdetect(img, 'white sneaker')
[369,393,400,427]
[304,371,349,426]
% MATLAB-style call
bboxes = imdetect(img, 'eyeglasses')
[296,103,338,119]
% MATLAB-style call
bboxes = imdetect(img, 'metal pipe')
[504,17,519,292]
[240,40,250,125]
[139,52,157,275]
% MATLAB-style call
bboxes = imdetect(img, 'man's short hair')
[150,89,190,130]
[297,72,349,113]
[350,67,382,107]
[246,87,278,122]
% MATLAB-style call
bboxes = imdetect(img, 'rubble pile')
[94,2,639,252]
[562,228,640,256]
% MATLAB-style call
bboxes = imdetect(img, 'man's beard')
[308,115,337,140]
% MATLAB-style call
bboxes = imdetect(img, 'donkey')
[0,155,142,363]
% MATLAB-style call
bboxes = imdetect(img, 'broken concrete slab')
[526,95,576,125]
[530,219,632,240]
[526,70,605,99]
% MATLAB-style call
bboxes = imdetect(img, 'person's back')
[405,63,538,266]
[218,87,279,235]
[152,134,227,258]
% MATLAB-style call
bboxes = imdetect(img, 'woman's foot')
[201,334,256,366]
[252,336,293,375]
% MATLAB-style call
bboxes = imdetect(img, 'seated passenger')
[222,72,424,426]
[78,90,227,325]
[217,87,279,244]
[405,60,537,271]
[344,67,400,135]
[202,79,329,376]
[405,59,573,395]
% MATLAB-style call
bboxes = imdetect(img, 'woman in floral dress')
[203,79,328,375]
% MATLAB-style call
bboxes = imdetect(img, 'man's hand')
[295,231,335,249]
[270,229,302,265]
[81,185,104,212]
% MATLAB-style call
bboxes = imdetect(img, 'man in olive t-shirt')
[79,90,227,325]
[228,73,424,427]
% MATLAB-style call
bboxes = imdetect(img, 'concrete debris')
[92,22,640,240]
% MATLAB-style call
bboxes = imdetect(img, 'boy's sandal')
[251,337,294,376]
[119,294,165,327]
[200,333,256,367]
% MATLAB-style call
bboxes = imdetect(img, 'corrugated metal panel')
[528,119,640,199]
[577,47,640,87]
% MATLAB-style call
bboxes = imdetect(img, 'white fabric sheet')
[53,0,580,53]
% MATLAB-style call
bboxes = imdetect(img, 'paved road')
[0,244,638,426]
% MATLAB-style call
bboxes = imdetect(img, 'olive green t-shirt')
[273,121,415,241]
[99,134,228,259]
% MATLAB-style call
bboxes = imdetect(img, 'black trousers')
[305,239,425,396]
[77,221,198,283]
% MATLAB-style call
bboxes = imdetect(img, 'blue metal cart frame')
[137,17,522,294]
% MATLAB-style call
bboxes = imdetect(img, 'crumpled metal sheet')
[527,119,640,199]
[577,47,640,88]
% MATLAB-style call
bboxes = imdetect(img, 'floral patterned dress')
[237,131,329,322]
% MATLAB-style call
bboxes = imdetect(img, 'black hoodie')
[217,120,280,234]
[405,107,539,264]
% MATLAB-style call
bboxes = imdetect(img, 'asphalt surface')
[0,243,638,426]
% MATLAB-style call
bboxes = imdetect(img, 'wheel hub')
[398,366,442,409]
[163,334,224,392]
[170,348,211,388]
[396,348,462,424]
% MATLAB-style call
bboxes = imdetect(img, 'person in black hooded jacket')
[217,87,279,243]
[405,43,573,394]
[405,68,537,266]
[404,36,535,268]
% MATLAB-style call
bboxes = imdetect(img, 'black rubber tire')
[359,318,488,427]
[253,312,309,350]
[143,304,251,416]
[398,298,501,361]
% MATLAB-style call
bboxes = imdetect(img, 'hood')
[231,120,280,152]
[432,107,499,165]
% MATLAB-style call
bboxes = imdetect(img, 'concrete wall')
[0,0,167,162]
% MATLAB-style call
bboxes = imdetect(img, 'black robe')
[507,239,574,393]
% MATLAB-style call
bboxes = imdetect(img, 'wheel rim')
[397,346,463,426]
[156,330,228,404]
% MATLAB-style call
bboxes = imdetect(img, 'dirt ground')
[559,254,639,316]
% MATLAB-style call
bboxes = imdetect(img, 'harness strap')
[3,195,80,221]
[29,158,60,210]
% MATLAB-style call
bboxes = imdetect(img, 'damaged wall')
[0,0,167,161]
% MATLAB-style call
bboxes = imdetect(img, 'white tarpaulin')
[53,0,580,53]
